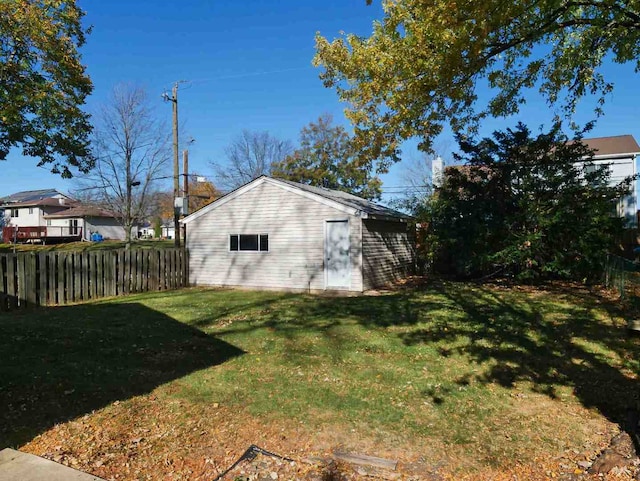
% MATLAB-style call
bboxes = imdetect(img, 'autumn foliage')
[425,124,632,281]
[155,180,221,223]
[0,0,93,177]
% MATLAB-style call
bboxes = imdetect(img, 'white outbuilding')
[181,176,416,293]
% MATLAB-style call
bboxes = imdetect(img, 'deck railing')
[2,226,83,243]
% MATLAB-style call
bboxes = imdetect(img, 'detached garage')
[181,176,415,293]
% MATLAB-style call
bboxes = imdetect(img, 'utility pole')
[171,82,180,247]
[183,149,189,244]
[183,149,189,206]
[163,81,190,247]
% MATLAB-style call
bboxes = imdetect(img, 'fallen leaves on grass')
[20,392,639,481]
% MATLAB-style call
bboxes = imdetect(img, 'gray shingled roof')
[0,188,64,204]
[275,178,412,221]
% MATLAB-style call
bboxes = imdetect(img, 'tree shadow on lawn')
[0,302,244,449]
[207,282,638,431]
[402,283,640,430]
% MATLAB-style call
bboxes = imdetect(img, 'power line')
[186,67,313,86]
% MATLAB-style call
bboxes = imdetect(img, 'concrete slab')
[0,449,105,481]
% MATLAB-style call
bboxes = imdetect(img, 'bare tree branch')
[76,84,170,245]
[211,130,293,191]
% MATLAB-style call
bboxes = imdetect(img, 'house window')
[47,220,51,226]
[10,208,18,217]
[230,234,269,252]
[28,207,34,214]
[583,162,609,180]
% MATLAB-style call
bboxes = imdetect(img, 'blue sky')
[2,0,640,202]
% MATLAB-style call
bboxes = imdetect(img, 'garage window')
[230,234,268,252]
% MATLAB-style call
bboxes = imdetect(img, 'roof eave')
[181,176,361,224]
[365,212,414,222]
[590,152,640,160]
[181,176,411,223]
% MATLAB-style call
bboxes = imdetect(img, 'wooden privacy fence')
[0,248,188,311]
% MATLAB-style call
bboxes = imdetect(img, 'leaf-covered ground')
[2,282,638,480]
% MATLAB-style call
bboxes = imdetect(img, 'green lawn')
[1,282,638,477]
[0,239,174,253]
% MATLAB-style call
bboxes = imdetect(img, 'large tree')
[272,114,383,200]
[79,85,169,244]
[0,0,93,177]
[213,130,292,191]
[314,0,640,163]
[425,123,631,281]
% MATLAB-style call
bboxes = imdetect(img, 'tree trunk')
[124,222,132,249]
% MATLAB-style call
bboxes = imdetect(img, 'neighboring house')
[135,222,155,239]
[580,135,640,226]
[0,188,71,205]
[44,205,125,241]
[1,188,123,243]
[434,134,640,226]
[0,189,74,226]
[181,176,416,293]
[161,223,176,239]
[0,189,78,243]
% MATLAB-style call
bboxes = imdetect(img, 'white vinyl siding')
[8,207,40,227]
[84,217,126,241]
[578,155,638,226]
[45,217,83,238]
[47,217,125,241]
[362,219,416,290]
[186,181,363,291]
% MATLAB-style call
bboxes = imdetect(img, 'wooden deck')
[2,227,82,244]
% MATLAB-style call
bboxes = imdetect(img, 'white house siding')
[9,207,41,227]
[595,157,637,224]
[579,156,638,225]
[186,181,363,292]
[46,217,83,237]
[5,205,69,228]
[44,217,124,240]
[85,217,125,241]
[362,219,416,290]
[161,225,175,239]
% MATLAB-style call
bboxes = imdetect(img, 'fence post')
[160,249,166,290]
[26,253,37,306]
[149,249,157,291]
[117,249,124,296]
[171,248,177,289]
[0,255,7,311]
[16,253,26,307]
[109,250,115,297]
[184,248,189,287]
[176,248,182,288]
[73,252,81,302]
[7,254,17,310]
[38,252,47,306]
